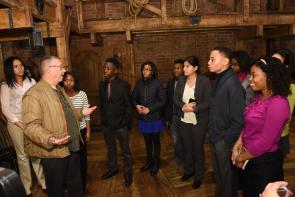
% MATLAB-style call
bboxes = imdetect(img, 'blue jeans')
[171,115,184,161]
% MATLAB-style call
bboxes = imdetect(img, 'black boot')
[141,134,153,172]
[150,158,160,176]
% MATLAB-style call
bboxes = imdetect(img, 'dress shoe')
[124,173,133,187]
[181,172,194,181]
[192,180,202,189]
[140,161,152,172]
[101,170,118,180]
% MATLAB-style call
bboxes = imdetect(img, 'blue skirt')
[138,119,164,133]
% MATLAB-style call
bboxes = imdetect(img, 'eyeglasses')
[49,65,66,69]
[143,68,152,72]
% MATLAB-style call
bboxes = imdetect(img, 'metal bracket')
[8,8,14,29]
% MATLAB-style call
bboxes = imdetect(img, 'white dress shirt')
[0,77,36,123]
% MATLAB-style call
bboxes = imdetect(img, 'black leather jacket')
[132,78,166,121]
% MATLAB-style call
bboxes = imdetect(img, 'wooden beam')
[55,0,71,68]
[243,0,249,21]
[145,3,162,16]
[0,0,22,8]
[26,0,57,22]
[125,0,162,16]
[37,22,63,38]
[80,14,295,33]
[161,0,167,24]
[234,26,257,40]
[0,8,32,30]
[0,22,63,42]
[264,25,294,39]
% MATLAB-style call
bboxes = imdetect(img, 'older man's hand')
[48,136,70,145]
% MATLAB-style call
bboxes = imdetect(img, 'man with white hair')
[22,56,96,197]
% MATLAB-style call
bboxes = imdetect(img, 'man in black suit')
[99,58,133,186]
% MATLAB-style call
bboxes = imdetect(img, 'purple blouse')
[242,95,290,157]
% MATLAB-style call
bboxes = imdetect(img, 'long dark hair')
[4,56,31,88]
[252,57,290,97]
[62,71,81,92]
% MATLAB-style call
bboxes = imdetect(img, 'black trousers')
[103,127,132,174]
[41,152,83,197]
[242,150,284,197]
[79,128,87,192]
[210,139,238,197]
[180,121,207,181]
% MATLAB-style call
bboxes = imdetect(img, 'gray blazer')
[173,74,212,124]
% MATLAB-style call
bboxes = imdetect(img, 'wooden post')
[55,0,71,68]
[290,24,295,35]
[279,0,284,11]
[161,0,167,24]
[126,30,132,42]
[0,44,4,81]
[243,0,249,21]
[261,0,267,11]
[76,0,84,29]
[256,25,263,37]
[127,42,136,88]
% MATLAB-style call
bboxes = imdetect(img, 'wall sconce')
[35,0,44,15]
[190,15,201,25]
[29,25,44,47]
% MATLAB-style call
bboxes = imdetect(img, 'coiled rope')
[128,0,150,17]
[182,0,198,16]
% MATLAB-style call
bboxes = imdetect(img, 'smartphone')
[189,98,196,103]
[277,186,288,197]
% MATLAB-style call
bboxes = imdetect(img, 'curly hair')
[252,57,290,97]
[232,50,251,73]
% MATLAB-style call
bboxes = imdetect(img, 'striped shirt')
[69,90,90,129]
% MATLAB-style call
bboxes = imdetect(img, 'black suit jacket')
[99,77,132,129]
[174,74,211,124]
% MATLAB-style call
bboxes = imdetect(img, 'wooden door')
[72,50,102,127]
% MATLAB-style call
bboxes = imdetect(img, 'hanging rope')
[182,0,198,16]
[128,0,150,17]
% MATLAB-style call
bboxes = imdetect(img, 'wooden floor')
[33,125,295,197]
